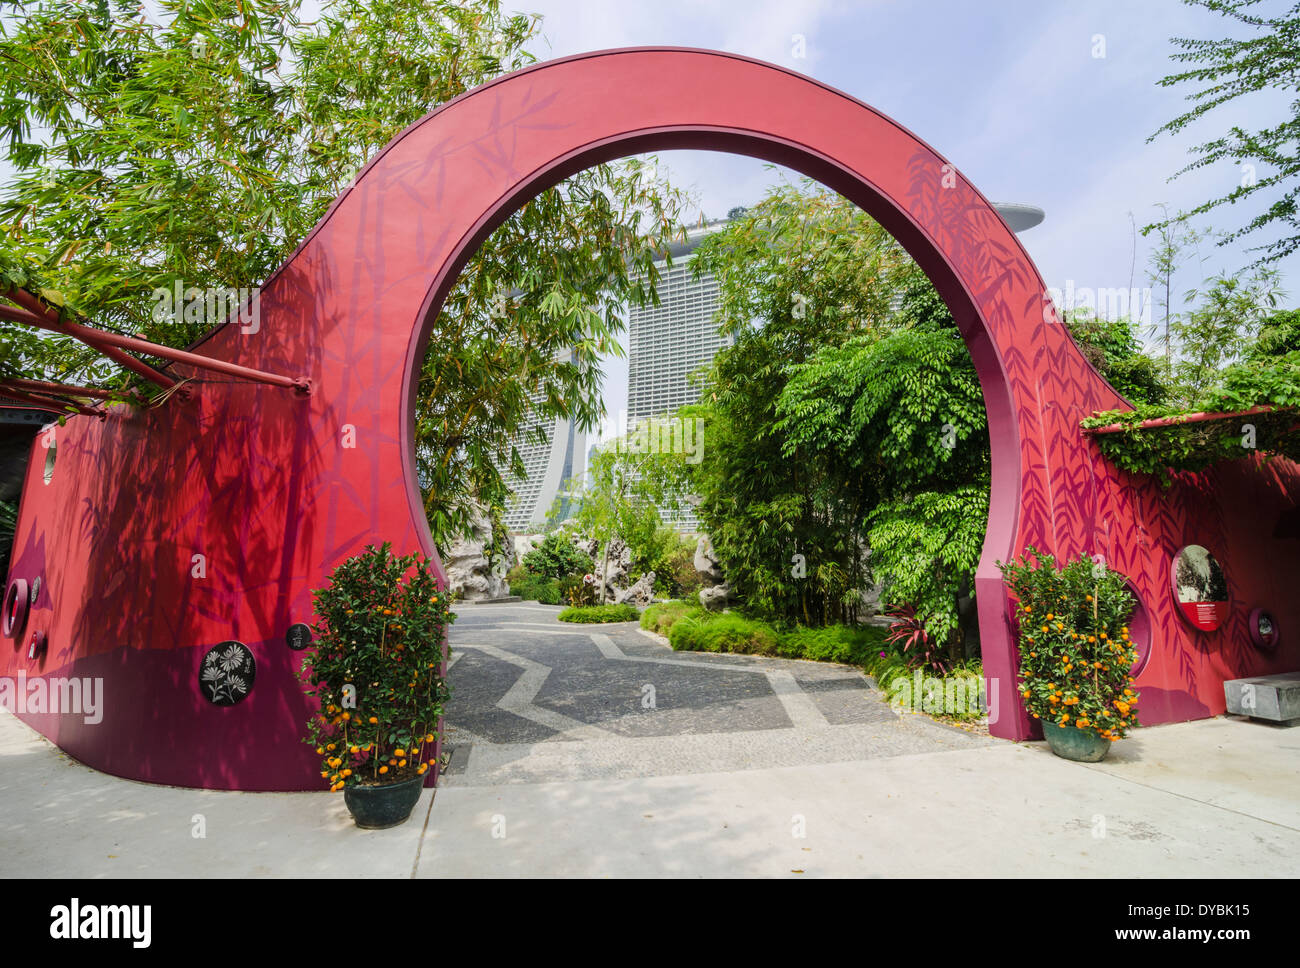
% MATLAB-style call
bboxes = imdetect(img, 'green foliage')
[640,600,693,636]
[653,538,703,598]
[661,606,887,664]
[1064,309,1167,406]
[866,487,989,654]
[1083,402,1300,476]
[299,543,453,788]
[559,573,596,607]
[645,601,981,722]
[1146,0,1300,266]
[508,571,563,605]
[556,603,639,623]
[1166,269,1281,406]
[668,612,779,655]
[1083,300,1300,476]
[778,326,987,497]
[0,0,687,548]
[569,437,688,603]
[869,658,987,723]
[773,624,887,665]
[998,548,1140,741]
[1253,308,1300,357]
[0,498,15,576]
[685,180,927,627]
[521,533,591,581]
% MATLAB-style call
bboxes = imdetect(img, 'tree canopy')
[0,0,687,547]
[1146,0,1300,266]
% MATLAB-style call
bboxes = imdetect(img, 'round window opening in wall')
[1123,578,1153,677]
[42,436,56,485]
[3,577,29,640]
[1248,608,1279,651]
[1171,544,1229,632]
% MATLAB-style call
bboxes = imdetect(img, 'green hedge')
[640,600,694,636]
[775,625,887,664]
[511,574,562,605]
[667,612,779,654]
[658,606,889,663]
[557,603,640,623]
[637,602,983,721]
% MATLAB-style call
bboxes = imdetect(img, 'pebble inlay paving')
[441,602,993,784]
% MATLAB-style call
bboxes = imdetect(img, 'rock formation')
[441,503,514,601]
[616,570,656,606]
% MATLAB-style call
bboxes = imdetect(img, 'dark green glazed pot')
[1042,721,1110,762]
[343,774,425,829]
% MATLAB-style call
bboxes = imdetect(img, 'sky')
[498,0,1299,434]
[10,1,1298,432]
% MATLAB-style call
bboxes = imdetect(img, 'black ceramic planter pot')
[343,774,425,829]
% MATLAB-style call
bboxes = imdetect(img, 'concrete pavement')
[1,602,1296,877]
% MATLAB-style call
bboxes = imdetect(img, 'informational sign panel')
[1171,545,1229,632]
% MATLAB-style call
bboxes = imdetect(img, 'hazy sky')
[14,1,1299,431]
[493,0,1298,432]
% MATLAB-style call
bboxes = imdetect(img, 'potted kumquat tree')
[999,547,1140,761]
[299,542,453,828]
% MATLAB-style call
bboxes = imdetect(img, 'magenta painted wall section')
[1,49,1296,790]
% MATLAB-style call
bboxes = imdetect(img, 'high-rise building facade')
[626,220,731,424]
[501,353,586,532]
[501,219,732,534]
[624,219,731,531]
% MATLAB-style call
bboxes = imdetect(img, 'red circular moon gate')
[4,49,1299,789]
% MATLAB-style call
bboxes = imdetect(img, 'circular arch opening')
[322,47,1091,741]
[401,129,1022,588]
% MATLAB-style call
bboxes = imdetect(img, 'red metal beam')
[2,289,311,395]
[1085,404,1291,435]
[0,377,124,400]
[0,387,102,418]
[3,291,179,391]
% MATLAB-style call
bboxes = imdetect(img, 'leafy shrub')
[0,499,16,577]
[655,539,703,598]
[873,658,987,722]
[776,624,886,665]
[559,573,596,607]
[299,543,453,790]
[655,606,986,723]
[669,613,779,654]
[999,547,1140,741]
[867,487,987,657]
[640,600,693,636]
[883,604,952,673]
[510,573,562,604]
[557,603,640,623]
[521,532,591,581]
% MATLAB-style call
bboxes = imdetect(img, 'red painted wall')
[2,49,1296,789]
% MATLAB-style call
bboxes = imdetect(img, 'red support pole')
[2,292,180,391]
[1086,404,1290,435]
[2,290,311,395]
[0,377,124,400]
[0,387,102,418]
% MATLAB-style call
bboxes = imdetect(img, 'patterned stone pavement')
[441,602,992,785]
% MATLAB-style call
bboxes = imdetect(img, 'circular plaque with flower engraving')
[199,641,256,706]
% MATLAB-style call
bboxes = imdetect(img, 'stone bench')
[1224,674,1300,725]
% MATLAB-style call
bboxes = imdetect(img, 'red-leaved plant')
[884,604,952,674]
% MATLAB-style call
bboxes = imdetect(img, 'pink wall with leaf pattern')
[3,49,1296,790]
